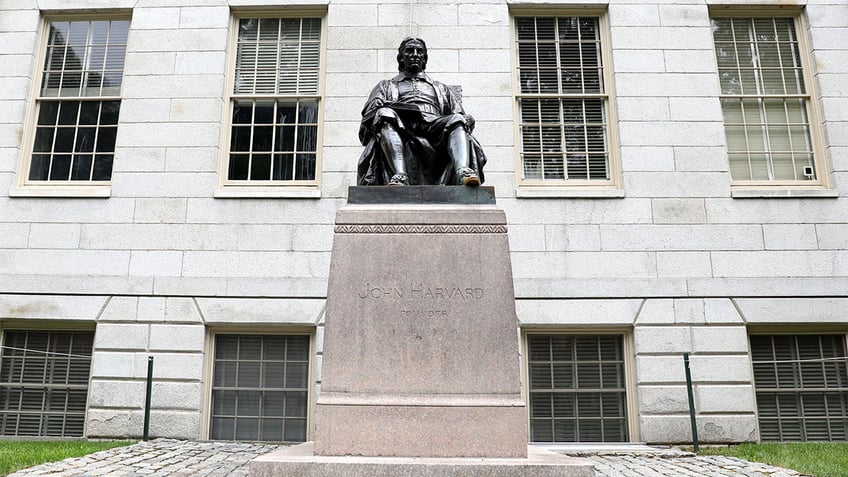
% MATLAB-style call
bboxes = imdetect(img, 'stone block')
[98,297,139,322]
[82,224,238,251]
[0,9,38,31]
[174,51,227,75]
[252,443,594,477]
[706,198,848,224]
[514,277,687,300]
[625,171,730,198]
[124,52,176,75]
[148,410,201,439]
[164,146,219,172]
[27,223,80,249]
[668,97,722,121]
[544,225,601,252]
[178,6,228,29]
[0,294,105,321]
[130,7,181,30]
[122,75,224,100]
[135,353,203,380]
[697,385,756,413]
[635,299,673,325]
[85,409,140,438]
[638,385,689,414]
[674,299,705,324]
[634,326,691,354]
[185,196,341,225]
[133,198,187,223]
[763,224,818,250]
[619,122,724,147]
[458,4,509,27]
[0,223,29,249]
[817,224,848,249]
[197,297,325,325]
[114,172,218,198]
[689,355,752,383]
[516,299,641,326]
[703,298,743,324]
[735,297,848,324]
[636,356,686,384]
[182,251,329,278]
[328,4,378,26]
[88,380,146,408]
[149,298,191,324]
[94,323,149,350]
[712,251,848,278]
[620,146,676,172]
[512,251,657,279]
[611,26,714,50]
[138,297,166,322]
[130,251,183,277]
[657,252,712,278]
[91,351,136,378]
[326,49,378,74]
[640,414,757,444]
[507,225,545,252]
[651,198,706,224]
[149,324,204,352]
[236,225,294,251]
[617,97,669,120]
[600,224,762,251]
[609,4,660,27]
[659,5,708,27]
[691,326,748,353]
[128,29,227,53]
[0,32,36,55]
[151,382,202,410]
[293,224,335,252]
[113,147,167,172]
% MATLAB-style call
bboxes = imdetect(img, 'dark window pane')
[294,154,315,180]
[233,101,254,124]
[79,102,100,125]
[91,154,113,180]
[33,128,55,152]
[100,102,120,125]
[29,155,50,180]
[252,126,273,151]
[231,127,252,152]
[57,102,79,125]
[38,102,59,125]
[75,127,96,152]
[71,155,93,180]
[250,154,272,180]
[49,155,71,180]
[273,154,293,180]
[229,154,249,180]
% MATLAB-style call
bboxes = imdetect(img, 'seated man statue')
[357,37,486,186]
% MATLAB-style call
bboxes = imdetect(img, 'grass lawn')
[696,442,848,477]
[0,440,135,476]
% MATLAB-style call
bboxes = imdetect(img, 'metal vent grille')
[210,334,310,442]
[528,334,628,442]
[0,331,94,437]
[751,334,848,441]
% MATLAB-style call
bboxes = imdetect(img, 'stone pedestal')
[314,187,526,458]
[251,187,593,476]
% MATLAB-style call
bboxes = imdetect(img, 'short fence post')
[683,352,699,453]
[143,356,154,441]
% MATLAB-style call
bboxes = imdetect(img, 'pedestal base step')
[250,442,595,477]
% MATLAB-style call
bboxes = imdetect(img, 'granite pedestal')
[251,187,593,476]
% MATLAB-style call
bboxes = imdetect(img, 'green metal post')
[683,352,699,453]
[143,356,153,441]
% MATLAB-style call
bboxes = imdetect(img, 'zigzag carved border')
[335,224,508,234]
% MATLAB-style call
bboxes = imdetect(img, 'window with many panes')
[513,15,615,188]
[210,334,310,442]
[751,334,848,441]
[527,334,628,442]
[711,16,825,185]
[0,331,94,437]
[23,18,128,186]
[222,16,322,190]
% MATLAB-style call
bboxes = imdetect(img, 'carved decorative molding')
[335,224,508,234]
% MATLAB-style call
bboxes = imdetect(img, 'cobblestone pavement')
[8,439,808,477]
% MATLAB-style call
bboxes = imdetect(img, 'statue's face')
[400,40,426,74]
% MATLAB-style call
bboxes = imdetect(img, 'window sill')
[731,188,840,199]
[516,186,625,199]
[9,185,112,198]
[214,185,321,199]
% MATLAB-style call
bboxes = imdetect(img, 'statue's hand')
[464,114,475,133]
[373,107,401,129]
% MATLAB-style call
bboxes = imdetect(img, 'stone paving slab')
[8,439,810,477]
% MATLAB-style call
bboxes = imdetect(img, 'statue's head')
[397,37,428,73]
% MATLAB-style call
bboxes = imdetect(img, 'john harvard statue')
[357,37,487,186]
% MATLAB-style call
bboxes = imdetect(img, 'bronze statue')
[357,38,486,186]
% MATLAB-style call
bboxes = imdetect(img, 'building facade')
[0,0,846,443]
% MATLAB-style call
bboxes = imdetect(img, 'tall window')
[751,334,848,441]
[712,16,821,184]
[0,331,94,437]
[514,16,612,184]
[527,334,628,442]
[210,334,310,442]
[224,17,322,185]
[27,19,128,183]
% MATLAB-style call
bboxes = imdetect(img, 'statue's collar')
[392,72,430,81]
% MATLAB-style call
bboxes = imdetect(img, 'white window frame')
[215,10,326,199]
[12,13,131,198]
[710,9,832,198]
[509,8,622,199]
